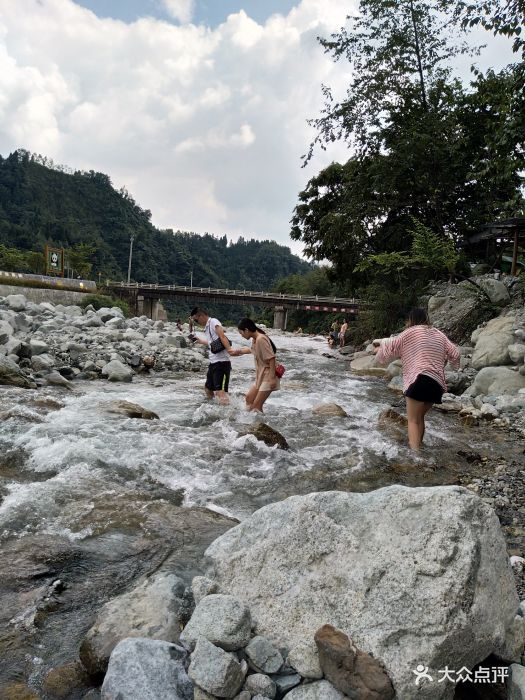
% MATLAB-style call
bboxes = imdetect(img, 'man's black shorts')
[404,373,444,404]
[205,361,231,392]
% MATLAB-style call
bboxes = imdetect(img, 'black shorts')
[205,361,231,393]
[404,374,444,404]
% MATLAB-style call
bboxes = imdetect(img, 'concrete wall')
[0,284,91,306]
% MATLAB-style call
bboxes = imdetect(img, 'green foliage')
[0,245,44,273]
[66,243,96,279]
[80,293,130,317]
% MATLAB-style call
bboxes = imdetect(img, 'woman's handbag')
[275,363,285,378]
[209,336,231,354]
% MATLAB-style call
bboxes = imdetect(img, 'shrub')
[80,293,130,317]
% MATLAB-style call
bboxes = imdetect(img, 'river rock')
[312,404,348,417]
[192,575,218,603]
[188,637,244,698]
[245,636,283,674]
[286,639,323,679]
[30,339,49,355]
[471,314,515,369]
[284,680,345,700]
[0,355,36,388]
[180,593,251,651]
[349,354,385,376]
[6,294,27,311]
[45,370,74,390]
[314,624,394,700]
[42,660,90,699]
[378,408,407,428]
[203,486,520,700]
[107,400,159,420]
[80,572,191,675]
[467,367,525,397]
[508,663,525,700]
[101,638,192,700]
[100,359,133,382]
[31,353,55,371]
[242,423,289,450]
[509,343,525,364]
[428,282,492,343]
[470,276,510,305]
[270,673,301,693]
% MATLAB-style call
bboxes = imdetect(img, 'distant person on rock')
[373,307,460,451]
[339,318,349,348]
[229,318,280,413]
[190,307,232,406]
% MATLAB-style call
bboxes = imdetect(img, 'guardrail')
[106,281,360,306]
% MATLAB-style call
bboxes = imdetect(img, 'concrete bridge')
[105,281,361,330]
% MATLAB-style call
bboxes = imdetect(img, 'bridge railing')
[106,281,360,306]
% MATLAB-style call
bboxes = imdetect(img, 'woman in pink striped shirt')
[374,308,460,451]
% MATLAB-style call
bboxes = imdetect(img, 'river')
[0,331,519,697]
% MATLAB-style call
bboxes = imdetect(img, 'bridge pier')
[273,306,288,331]
[136,296,166,321]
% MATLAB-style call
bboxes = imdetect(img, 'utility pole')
[127,233,134,284]
[190,268,193,288]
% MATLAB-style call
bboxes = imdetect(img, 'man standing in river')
[190,307,232,405]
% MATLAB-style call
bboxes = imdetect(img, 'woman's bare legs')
[406,398,433,451]
[245,384,258,410]
[249,390,272,413]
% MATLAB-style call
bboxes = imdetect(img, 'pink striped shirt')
[376,325,460,392]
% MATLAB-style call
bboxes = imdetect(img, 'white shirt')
[205,317,230,363]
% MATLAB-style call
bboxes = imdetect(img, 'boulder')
[29,339,50,356]
[349,355,385,377]
[471,315,515,369]
[203,486,520,700]
[242,423,289,450]
[107,400,159,420]
[466,367,525,397]
[468,276,510,305]
[192,575,218,604]
[245,636,283,674]
[188,637,244,698]
[6,294,27,311]
[100,359,133,382]
[243,673,276,698]
[31,354,55,371]
[508,663,525,700]
[80,572,191,675]
[427,283,493,344]
[0,355,36,388]
[45,370,74,390]
[180,594,251,652]
[312,404,348,418]
[101,638,192,700]
[314,624,394,700]
[377,408,407,428]
[284,680,345,700]
[509,343,525,365]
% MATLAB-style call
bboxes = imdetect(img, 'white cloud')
[161,0,194,24]
[0,0,513,260]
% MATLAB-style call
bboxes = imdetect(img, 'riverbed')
[0,331,523,697]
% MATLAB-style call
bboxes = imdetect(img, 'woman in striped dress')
[374,308,460,451]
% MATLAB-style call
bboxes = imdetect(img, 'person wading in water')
[190,307,232,406]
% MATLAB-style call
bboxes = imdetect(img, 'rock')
[0,682,40,700]
[428,282,493,344]
[467,366,525,397]
[471,314,515,369]
[287,640,323,679]
[101,638,192,700]
[470,276,510,305]
[45,370,74,390]
[312,404,348,418]
[387,375,404,393]
[192,575,218,604]
[100,359,133,382]
[29,339,50,356]
[509,343,525,365]
[180,594,252,652]
[167,334,188,348]
[349,354,385,376]
[385,360,402,379]
[0,318,14,342]
[314,624,394,700]
[6,293,27,311]
[31,353,55,371]
[494,614,525,662]
[444,371,470,395]
[242,423,289,450]
[203,486,520,700]
[269,673,301,693]
[377,408,407,428]
[480,403,499,420]
[0,355,36,388]
[80,572,191,675]
[188,637,244,698]
[283,680,345,700]
[107,400,159,420]
[243,673,276,699]
[245,636,283,674]
[508,663,525,700]
[42,661,90,699]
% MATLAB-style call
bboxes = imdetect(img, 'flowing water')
[0,331,520,696]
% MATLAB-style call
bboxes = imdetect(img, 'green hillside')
[0,149,310,289]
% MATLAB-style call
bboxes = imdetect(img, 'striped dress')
[377,325,460,393]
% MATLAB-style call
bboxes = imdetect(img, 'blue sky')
[75,0,299,26]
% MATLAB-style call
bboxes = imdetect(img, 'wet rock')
[0,355,37,388]
[349,354,385,376]
[242,423,289,450]
[378,408,407,428]
[188,637,244,698]
[100,359,133,382]
[203,486,520,700]
[0,682,40,700]
[269,673,301,694]
[42,660,91,699]
[314,624,394,700]
[180,594,252,652]
[107,400,160,420]
[45,370,74,390]
[312,403,348,418]
[101,638,192,700]
[284,680,345,700]
[80,572,191,675]
[245,635,283,674]
[244,673,276,698]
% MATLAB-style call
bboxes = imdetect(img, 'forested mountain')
[0,150,310,289]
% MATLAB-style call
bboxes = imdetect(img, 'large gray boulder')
[427,283,493,343]
[203,487,520,700]
[0,355,36,388]
[180,594,251,651]
[101,638,192,700]
[80,572,191,675]
[6,294,27,311]
[508,663,525,700]
[284,680,345,700]
[100,359,133,382]
[469,276,510,305]
[471,315,515,369]
[188,637,244,698]
[466,367,525,397]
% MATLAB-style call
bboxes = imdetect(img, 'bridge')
[105,281,361,330]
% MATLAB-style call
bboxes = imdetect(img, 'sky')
[0,1,517,258]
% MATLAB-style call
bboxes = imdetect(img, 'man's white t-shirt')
[205,317,230,363]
